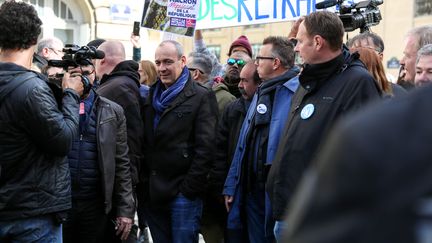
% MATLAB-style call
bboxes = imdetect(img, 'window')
[24,0,44,15]
[252,44,263,59]
[207,45,221,61]
[415,0,432,17]
[53,0,74,20]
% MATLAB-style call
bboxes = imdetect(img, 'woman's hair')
[350,46,392,95]
[139,60,158,86]
[0,0,42,50]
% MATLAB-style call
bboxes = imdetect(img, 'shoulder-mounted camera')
[316,0,384,33]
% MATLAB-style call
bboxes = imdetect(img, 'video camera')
[47,44,105,95]
[316,0,383,33]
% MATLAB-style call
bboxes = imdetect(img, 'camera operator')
[60,60,135,243]
[0,1,84,242]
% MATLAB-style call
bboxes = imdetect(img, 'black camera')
[47,44,105,95]
[316,0,383,33]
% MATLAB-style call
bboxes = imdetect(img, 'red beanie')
[229,35,253,58]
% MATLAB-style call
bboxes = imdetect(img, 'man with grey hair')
[187,51,213,88]
[139,40,218,242]
[33,37,64,71]
[223,36,300,242]
[95,40,143,242]
[414,44,432,87]
[400,25,432,89]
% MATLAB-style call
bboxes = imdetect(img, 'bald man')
[95,40,143,242]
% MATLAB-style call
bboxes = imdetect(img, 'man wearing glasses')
[187,51,213,88]
[61,60,135,243]
[223,36,300,243]
[213,51,252,116]
[33,37,64,71]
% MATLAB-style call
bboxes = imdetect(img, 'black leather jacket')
[93,94,135,218]
[0,63,80,220]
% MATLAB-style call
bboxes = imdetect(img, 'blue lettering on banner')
[255,0,270,20]
[197,0,322,28]
[282,0,297,18]
[238,0,253,22]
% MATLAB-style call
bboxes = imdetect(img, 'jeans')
[245,189,275,243]
[274,220,287,242]
[0,214,62,243]
[144,193,203,243]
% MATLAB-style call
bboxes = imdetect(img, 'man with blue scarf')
[139,40,218,243]
[223,36,299,243]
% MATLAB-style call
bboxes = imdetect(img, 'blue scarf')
[152,67,189,128]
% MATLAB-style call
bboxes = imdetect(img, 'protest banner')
[195,0,357,29]
[141,0,199,37]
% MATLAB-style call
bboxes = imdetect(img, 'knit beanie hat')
[87,38,106,48]
[229,35,253,58]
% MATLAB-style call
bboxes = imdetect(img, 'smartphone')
[133,21,140,36]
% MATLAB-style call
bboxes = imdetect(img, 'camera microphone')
[94,50,105,59]
[315,0,339,9]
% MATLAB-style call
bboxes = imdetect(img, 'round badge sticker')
[300,104,315,120]
[257,104,267,114]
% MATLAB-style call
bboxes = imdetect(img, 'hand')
[194,29,202,40]
[130,33,141,48]
[224,195,233,212]
[288,16,305,39]
[62,72,84,97]
[116,216,133,240]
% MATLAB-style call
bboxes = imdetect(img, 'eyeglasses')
[188,68,204,74]
[48,48,63,55]
[227,58,246,66]
[255,56,276,64]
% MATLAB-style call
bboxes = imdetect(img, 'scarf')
[152,67,189,128]
[255,67,300,126]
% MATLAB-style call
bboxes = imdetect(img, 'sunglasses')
[227,58,246,66]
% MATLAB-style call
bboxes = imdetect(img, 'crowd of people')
[1,1,432,243]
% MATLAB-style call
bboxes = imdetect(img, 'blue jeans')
[144,193,203,243]
[274,220,287,242]
[0,214,62,242]
[171,193,203,243]
[245,190,275,243]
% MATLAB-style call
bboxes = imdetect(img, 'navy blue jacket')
[224,71,299,233]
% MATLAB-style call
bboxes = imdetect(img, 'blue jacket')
[68,91,101,199]
[223,71,299,231]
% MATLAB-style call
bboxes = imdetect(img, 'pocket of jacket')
[99,116,116,125]
[174,110,192,118]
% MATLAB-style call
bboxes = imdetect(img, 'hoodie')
[96,60,144,186]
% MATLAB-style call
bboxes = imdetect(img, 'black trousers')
[63,198,107,243]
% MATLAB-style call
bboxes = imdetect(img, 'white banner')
[195,0,357,29]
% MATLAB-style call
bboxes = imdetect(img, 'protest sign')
[141,0,199,37]
[195,0,358,29]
